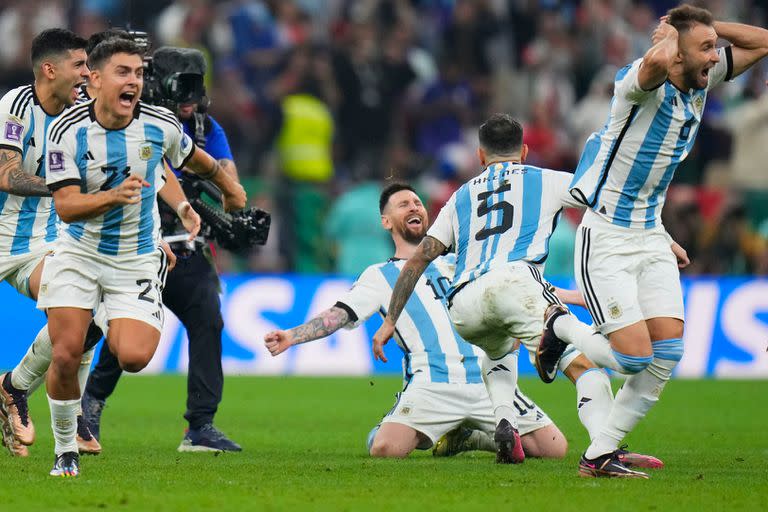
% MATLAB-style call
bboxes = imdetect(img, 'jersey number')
[100,165,132,191]
[475,183,514,241]
[425,276,452,300]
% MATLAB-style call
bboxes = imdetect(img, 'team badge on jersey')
[4,120,23,142]
[48,151,64,172]
[607,301,623,319]
[139,142,153,161]
[693,95,704,117]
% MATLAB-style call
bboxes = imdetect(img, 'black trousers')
[85,250,225,429]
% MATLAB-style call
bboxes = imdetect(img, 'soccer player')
[265,183,568,460]
[0,28,90,457]
[0,29,200,458]
[537,4,768,478]
[37,37,245,477]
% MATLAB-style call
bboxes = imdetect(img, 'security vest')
[277,93,334,183]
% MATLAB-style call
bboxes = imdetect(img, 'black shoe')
[80,391,105,441]
[178,424,242,453]
[50,451,80,477]
[494,419,524,464]
[535,304,570,383]
[578,451,649,479]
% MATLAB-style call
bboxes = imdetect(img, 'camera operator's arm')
[158,163,201,240]
[184,148,246,212]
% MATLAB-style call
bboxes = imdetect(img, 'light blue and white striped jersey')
[569,46,733,229]
[0,85,60,256]
[45,100,194,256]
[337,255,483,386]
[427,162,577,292]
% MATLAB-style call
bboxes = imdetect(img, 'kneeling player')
[265,183,568,459]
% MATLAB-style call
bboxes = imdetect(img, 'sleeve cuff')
[48,178,82,192]
[724,45,734,82]
[178,144,196,171]
[0,144,22,154]
[334,301,358,324]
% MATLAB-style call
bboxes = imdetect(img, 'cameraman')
[82,47,242,452]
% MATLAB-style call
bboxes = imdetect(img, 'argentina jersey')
[427,162,577,292]
[337,255,483,386]
[44,100,194,256]
[570,46,733,229]
[0,85,61,256]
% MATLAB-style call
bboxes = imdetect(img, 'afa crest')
[693,95,704,116]
[139,143,153,161]
[607,301,622,320]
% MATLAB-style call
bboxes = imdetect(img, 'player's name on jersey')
[471,167,527,185]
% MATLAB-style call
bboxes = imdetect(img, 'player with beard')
[264,183,570,460]
[537,4,768,477]
[37,38,244,476]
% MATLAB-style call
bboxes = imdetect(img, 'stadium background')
[0,0,767,377]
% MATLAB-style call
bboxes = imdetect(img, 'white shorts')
[381,382,552,447]
[575,210,684,335]
[448,264,580,370]
[37,242,170,332]
[0,243,53,298]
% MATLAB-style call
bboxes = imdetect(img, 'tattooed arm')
[372,236,446,362]
[0,149,50,196]
[264,306,351,356]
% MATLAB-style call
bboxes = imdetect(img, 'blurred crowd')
[2,0,768,277]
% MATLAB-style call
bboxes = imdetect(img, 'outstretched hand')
[372,320,395,363]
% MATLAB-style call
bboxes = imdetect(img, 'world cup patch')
[4,120,23,142]
[48,150,65,172]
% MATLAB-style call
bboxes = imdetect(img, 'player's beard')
[399,223,427,245]
[682,61,707,90]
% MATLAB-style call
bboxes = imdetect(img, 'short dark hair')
[667,4,714,34]
[379,183,417,214]
[31,29,87,69]
[88,38,144,70]
[86,28,132,55]
[478,113,524,156]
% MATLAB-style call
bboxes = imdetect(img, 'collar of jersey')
[88,99,141,131]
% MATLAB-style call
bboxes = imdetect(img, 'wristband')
[176,200,190,217]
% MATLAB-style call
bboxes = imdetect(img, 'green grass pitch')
[1,376,766,511]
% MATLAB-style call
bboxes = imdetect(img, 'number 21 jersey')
[427,162,577,292]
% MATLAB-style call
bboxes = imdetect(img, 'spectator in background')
[272,45,337,273]
[411,56,477,159]
[569,65,616,149]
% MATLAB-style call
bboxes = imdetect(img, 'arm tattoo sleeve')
[0,150,50,197]
[289,306,351,345]
[218,159,238,179]
[386,236,445,323]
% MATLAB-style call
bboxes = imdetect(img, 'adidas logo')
[84,150,94,160]
[599,205,607,214]
[29,136,35,147]
[486,364,510,375]
[671,96,678,106]
[536,411,544,421]
[578,397,592,410]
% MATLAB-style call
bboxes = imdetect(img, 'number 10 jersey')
[427,162,578,293]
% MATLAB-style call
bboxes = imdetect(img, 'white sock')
[481,350,520,428]
[78,348,95,397]
[575,369,614,441]
[584,357,676,459]
[47,395,80,456]
[553,315,623,372]
[11,325,53,391]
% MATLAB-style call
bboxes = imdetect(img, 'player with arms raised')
[38,38,244,477]
[537,4,768,478]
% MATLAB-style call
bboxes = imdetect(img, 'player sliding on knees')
[266,183,569,460]
[37,37,244,477]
